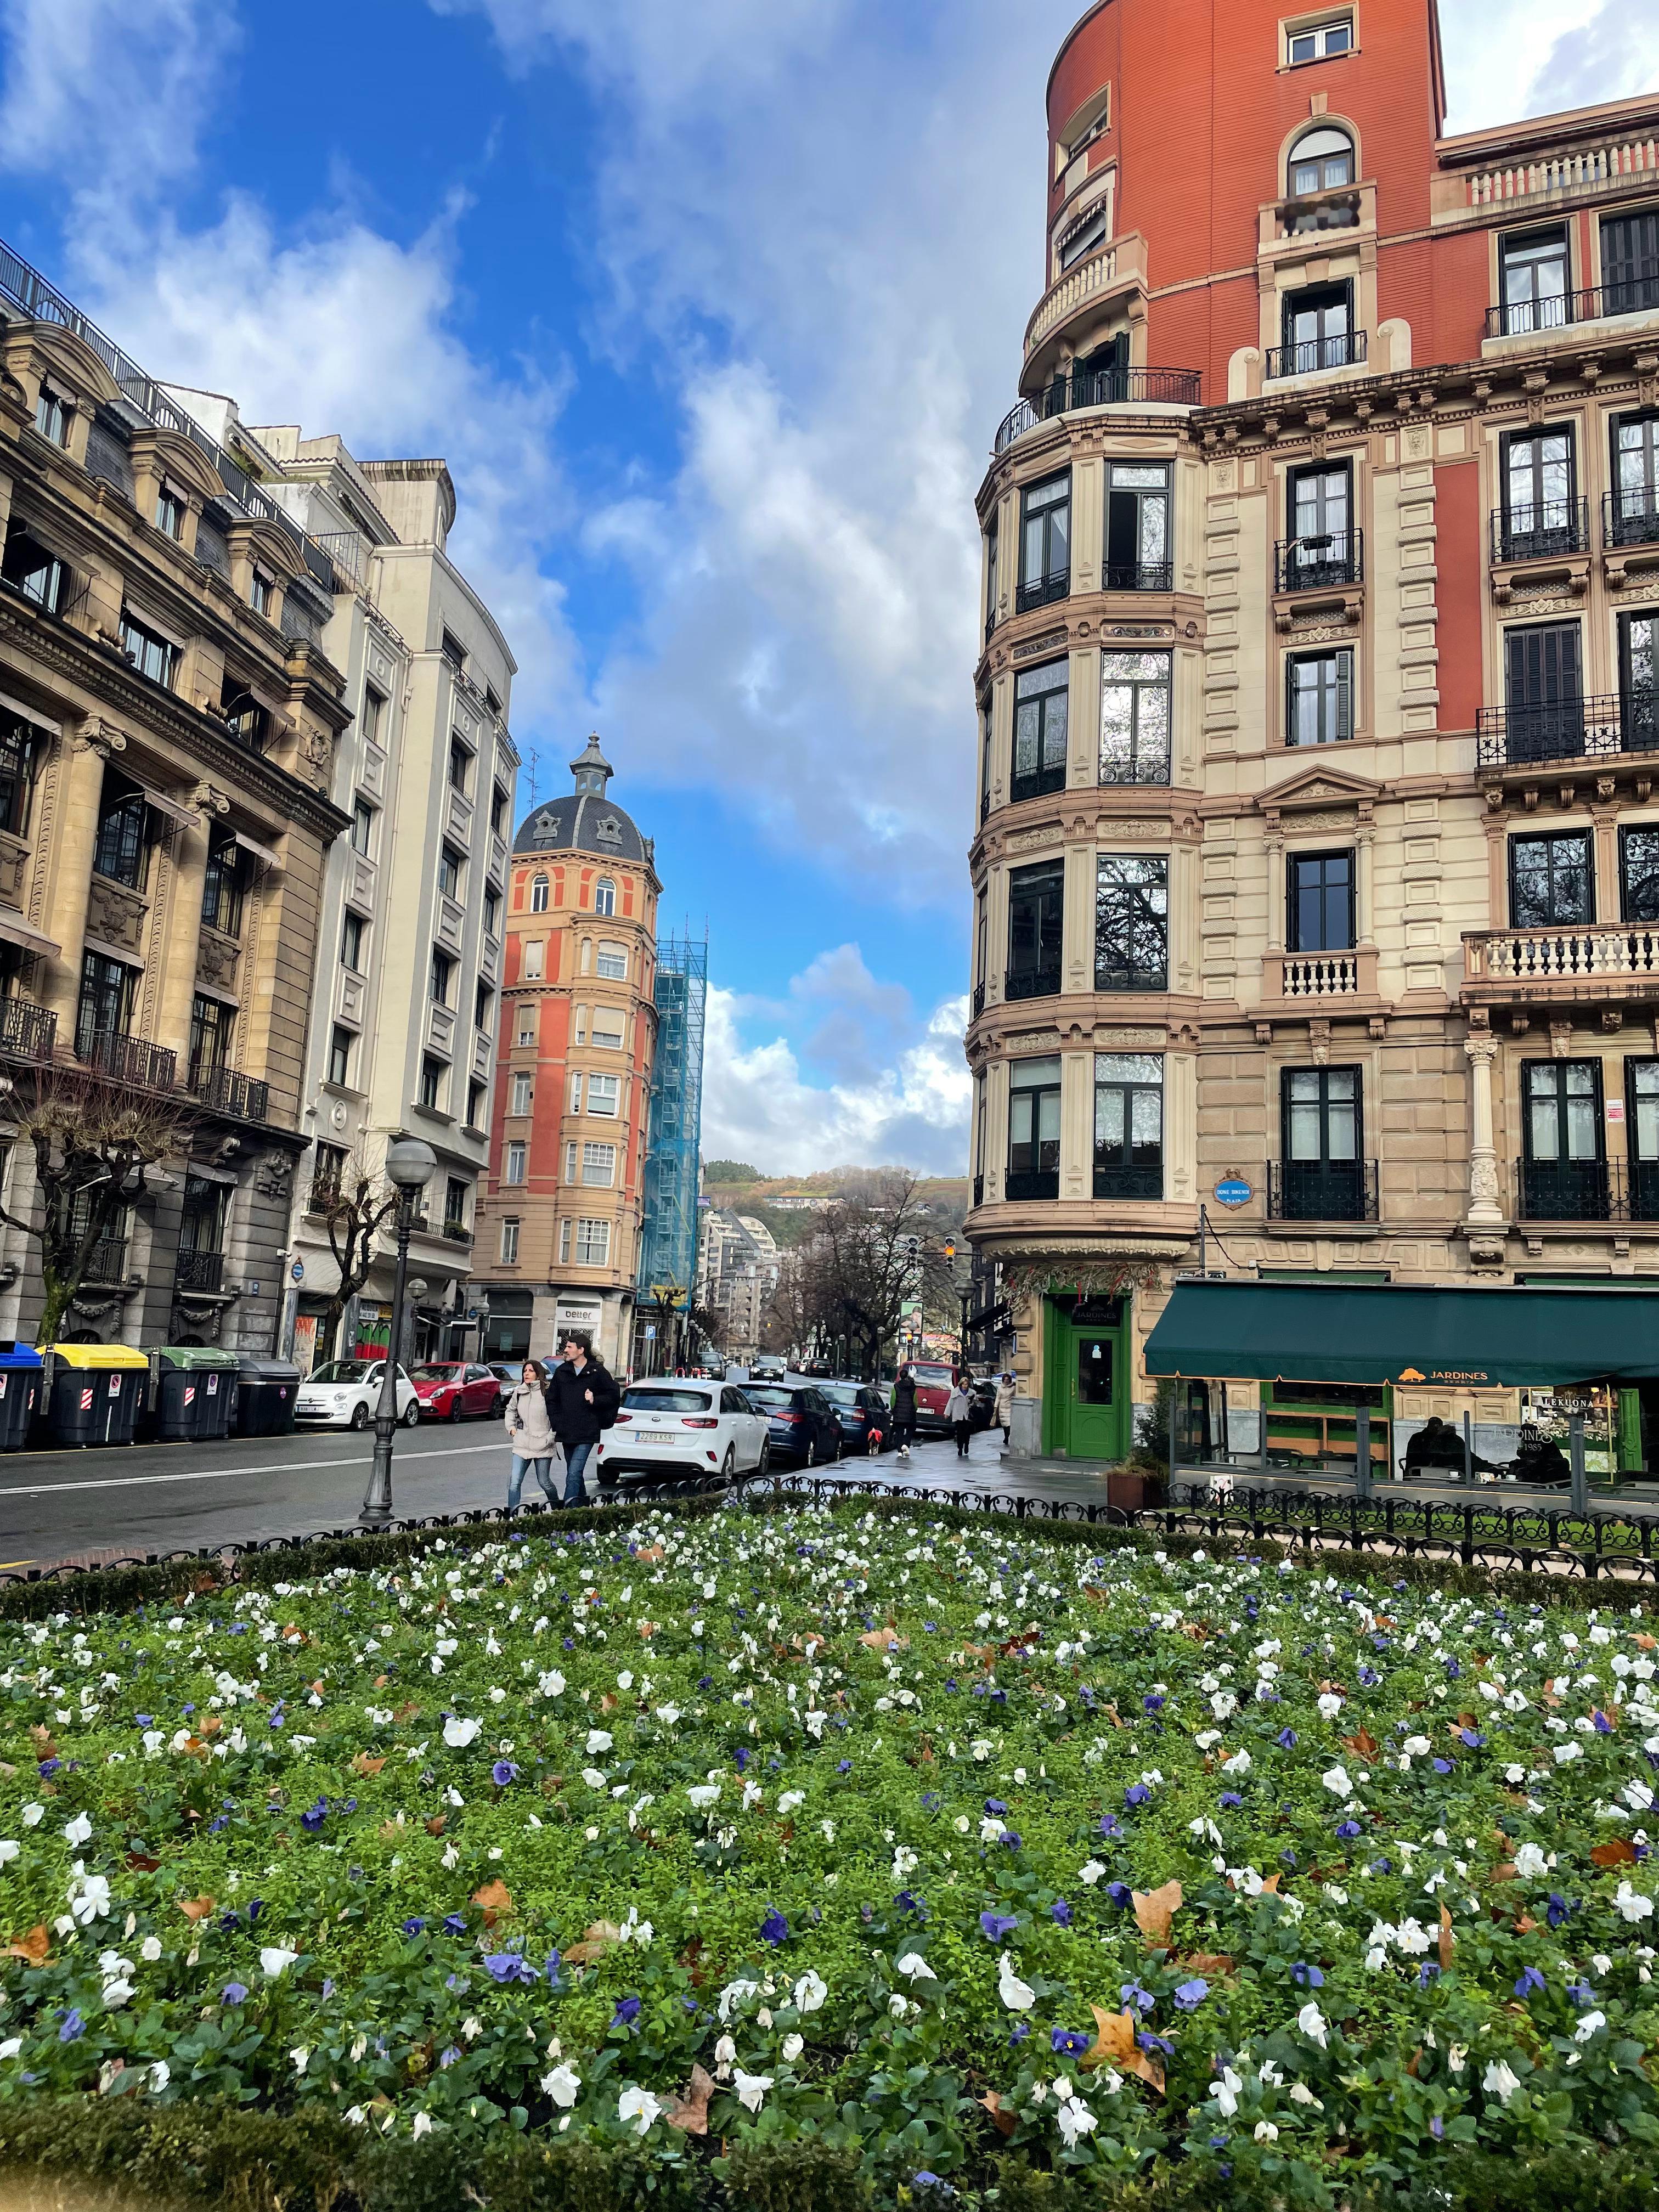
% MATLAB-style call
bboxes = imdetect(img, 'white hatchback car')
[295,1358,421,1430]
[597,1381,771,1487]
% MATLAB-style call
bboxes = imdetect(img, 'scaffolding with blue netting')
[636,933,707,1367]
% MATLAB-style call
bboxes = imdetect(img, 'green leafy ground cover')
[3,1500,1659,2205]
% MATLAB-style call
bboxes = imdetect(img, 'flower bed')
[3,1499,1659,2205]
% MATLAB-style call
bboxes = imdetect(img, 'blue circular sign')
[1213,1177,1253,1209]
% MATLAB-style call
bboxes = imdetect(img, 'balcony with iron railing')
[971,981,986,1018]
[1267,1158,1379,1223]
[1491,497,1591,565]
[1003,963,1061,1004]
[441,1220,473,1245]
[1514,1155,1649,1222]
[1093,1163,1164,1201]
[1264,329,1368,381]
[1474,691,1656,770]
[1102,558,1176,592]
[1463,919,1659,1007]
[1275,529,1364,592]
[1014,567,1070,616]
[81,1235,128,1286]
[78,1030,177,1092]
[1009,765,1068,805]
[176,1249,225,1294]
[188,1062,270,1122]
[1004,1168,1059,1202]
[1485,278,1659,341]
[993,362,1204,455]
[0,997,56,1062]
[1605,486,1659,551]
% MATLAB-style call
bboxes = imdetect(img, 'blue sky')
[0,0,1651,1173]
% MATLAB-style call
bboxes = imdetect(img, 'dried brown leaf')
[472,1878,514,1927]
[1437,1905,1455,1972]
[1593,1839,1638,1867]
[4,1925,49,1965]
[178,1898,216,1922]
[665,2064,715,2134]
[352,1752,386,1777]
[1132,1878,1183,1946]
[980,2089,1017,2137]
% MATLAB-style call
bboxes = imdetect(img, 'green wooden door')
[1043,1296,1130,1460]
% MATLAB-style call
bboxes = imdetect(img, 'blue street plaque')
[1213,1176,1253,1209]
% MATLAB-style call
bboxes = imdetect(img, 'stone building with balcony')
[966,0,1659,1464]
[0,250,354,1349]
[472,738,659,1372]
[154,402,521,1371]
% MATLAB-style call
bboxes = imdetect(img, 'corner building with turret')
[966,0,1659,1464]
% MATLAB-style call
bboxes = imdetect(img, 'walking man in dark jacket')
[891,1367,918,1462]
[545,1331,620,1505]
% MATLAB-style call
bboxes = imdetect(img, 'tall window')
[119,610,178,689]
[75,951,134,1060]
[1093,1053,1163,1199]
[444,1177,470,1232]
[351,798,375,856]
[587,1073,621,1116]
[1620,611,1659,752]
[340,910,366,971]
[1628,1060,1659,1221]
[2,526,71,616]
[311,1143,347,1210]
[188,995,232,1088]
[1105,462,1171,590]
[591,1009,625,1049]
[33,387,69,446]
[1007,1056,1061,1200]
[467,1079,487,1128]
[1522,1059,1606,1219]
[596,940,627,980]
[0,716,36,839]
[1006,860,1064,1001]
[250,568,274,617]
[1095,853,1168,991]
[1612,414,1659,546]
[510,1070,533,1115]
[984,505,1000,635]
[979,698,994,819]
[449,738,471,793]
[1018,472,1071,612]
[531,873,549,912]
[1012,658,1069,803]
[582,1142,617,1186]
[1622,827,1659,924]
[438,847,464,899]
[1099,651,1171,783]
[441,629,467,672]
[517,1006,538,1047]
[92,779,147,889]
[505,1141,527,1184]
[475,979,493,1032]
[1286,648,1353,746]
[594,877,617,916]
[575,1218,612,1265]
[328,1026,354,1086]
[500,1217,521,1264]
[1498,227,1570,335]
[484,885,501,935]
[1510,831,1592,928]
[430,950,454,1007]
[1602,212,1659,318]
[419,1056,445,1110]
[1286,125,1354,195]
[154,486,185,541]
[361,684,386,746]
[179,1176,225,1262]
[1504,622,1584,761]
[201,838,246,937]
[1502,427,1577,559]
[1286,462,1353,587]
[1280,1066,1364,1220]
[1286,850,1355,952]
[1278,280,1353,375]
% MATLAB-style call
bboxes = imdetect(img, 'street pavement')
[0,1420,1094,1576]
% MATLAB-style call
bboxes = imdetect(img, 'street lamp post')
[359,1136,437,1530]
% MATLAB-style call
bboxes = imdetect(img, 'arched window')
[594,877,616,917]
[1288,126,1354,197]
[531,873,549,913]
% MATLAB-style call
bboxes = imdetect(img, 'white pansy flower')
[1221,1750,1251,1775]
[896,1953,936,1982]
[792,1968,828,2013]
[1575,2011,1607,2042]
[1317,1692,1344,1719]
[1255,2120,1279,2143]
[542,2063,581,2107]
[63,1813,93,1846]
[1483,2059,1522,2104]
[997,1953,1035,2012]
[21,1804,43,1827]
[1078,1858,1107,1886]
[778,1791,805,1814]
[442,1717,480,1748]
[1055,2097,1097,2147]
[733,2069,773,2113]
[1298,2002,1328,2047]
[1615,1882,1655,1922]
[1211,2066,1243,2118]
[1322,1764,1353,1799]
[617,2085,663,2135]
[687,1784,721,1809]
[0,1841,17,1866]
[585,1729,613,1756]
[1513,1843,1549,1880]
[259,1946,300,1978]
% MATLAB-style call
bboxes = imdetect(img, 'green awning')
[1144,1279,1659,1389]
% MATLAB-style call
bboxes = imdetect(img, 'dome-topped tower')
[513,733,654,865]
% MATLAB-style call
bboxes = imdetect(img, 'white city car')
[596,1381,772,1488]
[295,1358,421,1430]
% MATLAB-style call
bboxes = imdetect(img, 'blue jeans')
[561,1438,596,1506]
[508,1455,557,1511]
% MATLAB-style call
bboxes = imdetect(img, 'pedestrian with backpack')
[545,1331,620,1506]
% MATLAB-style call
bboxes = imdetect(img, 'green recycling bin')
[153,1347,239,1442]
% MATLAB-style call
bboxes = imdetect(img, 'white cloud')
[701,977,969,1177]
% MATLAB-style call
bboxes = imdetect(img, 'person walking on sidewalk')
[994,1372,1015,1447]
[504,1358,561,1513]
[545,1331,620,1506]
[946,1375,973,1460]
[891,1367,918,1460]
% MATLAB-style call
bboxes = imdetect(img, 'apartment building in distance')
[695,1207,783,1365]
[473,738,659,1370]
[0,247,353,1349]
[966,0,1659,1464]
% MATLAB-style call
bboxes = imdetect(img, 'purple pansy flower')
[492,1760,520,1787]
[611,1996,641,2029]
[979,1911,1018,1942]
[1051,2028,1091,2057]
[1515,1966,1547,1999]
[760,1908,790,1945]
[1051,1898,1073,1927]
[221,1982,249,2006]
[484,1953,537,1984]
[58,2010,83,2042]
[1173,1978,1209,2011]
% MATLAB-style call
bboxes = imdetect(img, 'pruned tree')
[312,1146,403,1359]
[0,1063,198,1346]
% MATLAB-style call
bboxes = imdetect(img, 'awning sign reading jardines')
[1143,1279,1659,1390]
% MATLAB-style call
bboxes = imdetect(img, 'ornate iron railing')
[1475,693,1646,769]
[1485,279,1659,338]
[1491,496,1591,563]
[993,365,1203,454]
[1268,1158,1379,1221]
[189,1062,270,1121]
[175,1249,224,1293]
[1265,329,1367,379]
[1275,529,1363,591]
[0,997,56,1062]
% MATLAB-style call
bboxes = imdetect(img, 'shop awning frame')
[1144,1278,1659,1390]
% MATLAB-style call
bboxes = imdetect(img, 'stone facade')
[966,0,1659,1462]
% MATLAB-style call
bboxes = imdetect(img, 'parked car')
[744,1382,844,1468]
[596,1381,771,1487]
[902,1360,958,1437]
[486,1362,522,1402]
[295,1359,419,1430]
[749,1356,787,1383]
[408,1361,501,1422]
[821,1381,892,1455]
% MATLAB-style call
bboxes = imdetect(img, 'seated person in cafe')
[1512,1423,1571,1486]
[1402,1415,1503,1480]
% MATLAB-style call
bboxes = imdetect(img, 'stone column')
[40,724,119,1037]
[1464,1030,1506,1229]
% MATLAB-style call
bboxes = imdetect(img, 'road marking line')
[0,1440,511,1503]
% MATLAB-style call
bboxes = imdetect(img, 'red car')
[409,1362,502,1421]
[904,1361,958,1437]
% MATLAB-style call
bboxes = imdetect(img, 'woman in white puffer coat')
[504,1358,562,1513]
